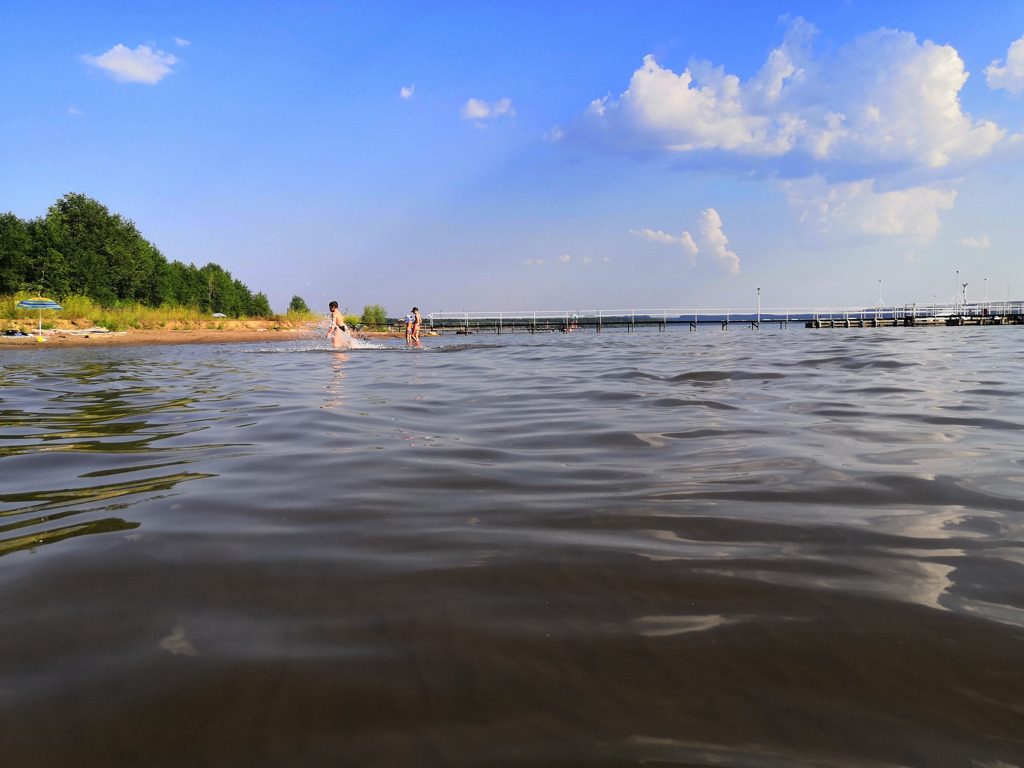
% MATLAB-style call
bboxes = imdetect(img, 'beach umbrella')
[16,297,62,341]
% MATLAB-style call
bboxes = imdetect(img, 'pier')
[419,302,1024,334]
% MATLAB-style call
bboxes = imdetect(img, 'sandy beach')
[0,321,404,349]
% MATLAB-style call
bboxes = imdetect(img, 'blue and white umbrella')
[16,297,62,339]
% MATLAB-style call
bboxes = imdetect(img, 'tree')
[250,292,273,318]
[3,194,279,318]
[0,212,33,294]
[288,295,310,314]
[361,303,388,330]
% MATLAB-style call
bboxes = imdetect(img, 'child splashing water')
[327,301,357,349]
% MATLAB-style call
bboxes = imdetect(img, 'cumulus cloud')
[782,176,956,245]
[958,235,991,248]
[629,228,682,244]
[174,37,191,47]
[680,231,699,258]
[556,19,1005,173]
[556,19,1009,247]
[400,84,415,99]
[698,208,740,274]
[986,36,1024,94]
[462,97,514,121]
[630,227,700,264]
[82,44,180,84]
[558,254,571,263]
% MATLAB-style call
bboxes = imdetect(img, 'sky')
[4,0,1024,315]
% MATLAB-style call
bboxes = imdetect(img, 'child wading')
[327,301,355,349]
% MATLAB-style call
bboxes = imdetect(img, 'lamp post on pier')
[757,287,761,328]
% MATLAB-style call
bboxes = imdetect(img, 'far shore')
[0,320,407,349]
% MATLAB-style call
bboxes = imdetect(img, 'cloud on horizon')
[698,209,740,274]
[630,213,731,272]
[82,44,180,84]
[782,177,956,245]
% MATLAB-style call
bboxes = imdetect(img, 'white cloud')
[68,107,83,115]
[680,231,699,259]
[630,227,700,264]
[986,36,1024,94]
[82,44,179,84]
[783,176,956,245]
[556,19,1006,172]
[555,19,1003,251]
[400,84,415,99]
[174,37,191,47]
[958,235,991,248]
[630,228,682,244]
[462,98,491,119]
[461,97,514,121]
[698,208,740,274]
[492,97,514,116]
[558,254,571,263]
[582,256,592,264]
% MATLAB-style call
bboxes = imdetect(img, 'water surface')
[2,327,1023,766]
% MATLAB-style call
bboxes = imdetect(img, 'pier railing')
[422,302,1024,333]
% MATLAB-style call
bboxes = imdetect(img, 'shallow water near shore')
[2,326,1023,767]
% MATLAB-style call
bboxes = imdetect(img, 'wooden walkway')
[420,304,1024,334]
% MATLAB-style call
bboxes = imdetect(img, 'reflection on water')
[1,329,1024,766]
[321,351,348,410]
[0,352,235,555]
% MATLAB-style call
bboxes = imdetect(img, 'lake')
[2,326,1023,767]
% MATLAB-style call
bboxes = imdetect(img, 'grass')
[1,294,387,334]
[1,293,295,332]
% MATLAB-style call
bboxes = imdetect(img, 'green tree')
[4,194,279,320]
[250,292,272,318]
[288,295,310,314]
[0,212,33,294]
[361,303,388,330]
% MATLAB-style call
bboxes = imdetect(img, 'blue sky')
[4,1,1024,315]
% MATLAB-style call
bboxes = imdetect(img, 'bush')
[361,303,388,331]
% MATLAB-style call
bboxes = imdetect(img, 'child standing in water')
[327,301,354,348]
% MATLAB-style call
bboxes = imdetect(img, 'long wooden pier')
[417,303,1024,334]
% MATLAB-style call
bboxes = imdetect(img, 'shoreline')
[0,324,406,349]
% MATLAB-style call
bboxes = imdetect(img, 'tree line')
[0,193,272,317]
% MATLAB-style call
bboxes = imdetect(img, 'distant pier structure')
[421,302,1024,334]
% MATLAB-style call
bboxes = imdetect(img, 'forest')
[0,193,272,317]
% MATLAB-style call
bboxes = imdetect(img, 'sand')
[0,321,404,349]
